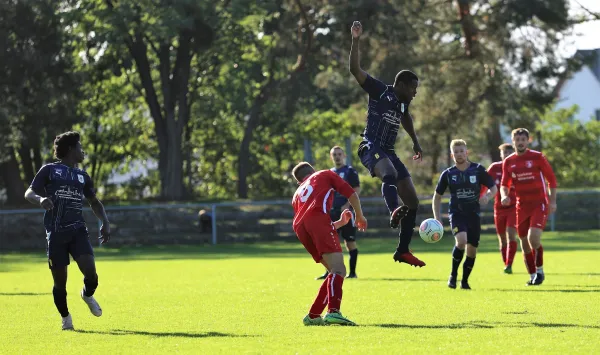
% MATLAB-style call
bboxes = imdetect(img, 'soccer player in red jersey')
[291,162,367,326]
[500,128,557,286]
[486,143,518,274]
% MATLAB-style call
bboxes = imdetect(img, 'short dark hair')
[291,162,315,183]
[498,143,514,151]
[511,128,530,139]
[54,131,81,159]
[394,70,419,85]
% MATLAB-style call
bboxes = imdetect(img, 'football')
[419,218,444,243]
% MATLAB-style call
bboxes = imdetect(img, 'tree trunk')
[32,138,42,172]
[430,143,442,185]
[486,118,502,162]
[18,143,35,184]
[1,149,26,205]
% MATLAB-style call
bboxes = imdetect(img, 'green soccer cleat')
[303,314,325,326]
[504,265,513,274]
[323,312,357,326]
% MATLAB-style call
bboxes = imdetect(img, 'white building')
[555,48,600,123]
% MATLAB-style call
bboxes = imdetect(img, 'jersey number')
[299,184,313,203]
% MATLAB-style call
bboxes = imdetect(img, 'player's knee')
[382,173,397,186]
[84,273,99,290]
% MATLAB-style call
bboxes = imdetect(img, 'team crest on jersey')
[77,174,85,184]
[470,176,477,183]
[452,175,457,182]
[526,161,533,168]
[340,172,345,178]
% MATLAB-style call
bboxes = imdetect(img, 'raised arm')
[349,21,367,85]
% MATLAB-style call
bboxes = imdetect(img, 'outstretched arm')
[349,21,367,85]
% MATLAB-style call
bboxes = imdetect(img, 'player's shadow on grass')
[73,329,255,338]
[0,292,51,296]
[372,321,600,330]
[361,277,440,282]
[490,288,600,293]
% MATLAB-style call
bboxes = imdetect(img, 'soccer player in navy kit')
[24,131,111,330]
[432,140,496,290]
[349,21,425,267]
[316,146,361,280]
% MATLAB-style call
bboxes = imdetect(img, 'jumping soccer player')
[432,140,496,290]
[292,162,367,326]
[501,128,557,286]
[24,131,111,330]
[349,20,425,267]
[316,146,361,280]
[485,143,518,273]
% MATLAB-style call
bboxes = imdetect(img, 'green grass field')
[1,230,599,354]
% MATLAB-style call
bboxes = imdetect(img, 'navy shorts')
[357,141,410,180]
[46,226,94,269]
[449,213,481,247]
[330,209,357,242]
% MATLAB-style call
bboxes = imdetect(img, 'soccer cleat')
[315,271,329,280]
[390,205,409,229]
[324,312,357,326]
[448,275,457,289]
[62,314,74,330]
[504,265,513,274]
[81,290,102,317]
[346,273,358,279]
[303,314,325,326]
[460,281,471,290]
[532,273,545,285]
[393,250,426,267]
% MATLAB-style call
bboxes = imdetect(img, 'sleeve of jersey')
[540,155,557,188]
[501,160,511,187]
[480,166,495,189]
[435,171,447,195]
[330,171,355,199]
[29,165,50,195]
[360,75,387,98]
[83,174,97,199]
[348,169,360,188]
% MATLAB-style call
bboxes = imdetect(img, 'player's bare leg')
[374,159,407,229]
[504,226,518,274]
[345,240,358,278]
[51,267,73,330]
[393,177,425,267]
[448,232,467,289]
[75,254,102,316]
[527,228,544,285]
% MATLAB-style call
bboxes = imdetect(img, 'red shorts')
[294,213,342,263]
[494,206,516,236]
[516,202,548,238]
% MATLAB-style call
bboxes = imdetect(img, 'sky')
[566,0,600,53]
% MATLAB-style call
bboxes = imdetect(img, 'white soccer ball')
[419,218,444,243]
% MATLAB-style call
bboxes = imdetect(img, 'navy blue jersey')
[435,162,495,214]
[330,165,360,210]
[360,75,410,152]
[29,163,96,233]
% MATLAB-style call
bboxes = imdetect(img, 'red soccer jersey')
[487,161,516,210]
[501,150,557,205]
[292,170,356,228]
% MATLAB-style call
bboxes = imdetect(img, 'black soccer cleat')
[448,275,457,289]
[315,271,329,280]
[532,273,545,285]
[390,205,409,229]
[460,281,471,290]
[346,273,358,279]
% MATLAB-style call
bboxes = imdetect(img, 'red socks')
[507,241,517,266]
[524,251,536,274]
[536,245,544,267]
[501,245,507,265]
[327,273,344,313]
[309,273,345,317]
[309,279,328,318]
